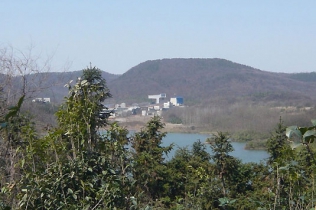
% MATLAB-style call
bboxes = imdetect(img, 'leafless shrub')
[0,45,69,106]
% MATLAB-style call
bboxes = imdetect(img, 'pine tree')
[131,116,173,203]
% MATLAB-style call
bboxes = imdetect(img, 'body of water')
[162,133,269,163]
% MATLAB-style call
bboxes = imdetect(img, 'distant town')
[33,93,184,119]
[105,93,184,118]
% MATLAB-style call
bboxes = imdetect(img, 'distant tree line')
[163,103,316,147]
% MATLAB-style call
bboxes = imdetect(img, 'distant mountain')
[287,72,316,82]
[108,58,316,105]
[38,70,120,103]
[0,70,120,103]
[3,58,316,106]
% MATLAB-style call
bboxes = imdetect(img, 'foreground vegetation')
[1,67,316,209]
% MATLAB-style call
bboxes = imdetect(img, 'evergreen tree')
[266,117,293,165]
[207,132,236,197]
[56,65,111,155]
[17,66,131,209]
[131,116,173,204]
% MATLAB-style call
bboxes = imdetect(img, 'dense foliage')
[0,66,316,209]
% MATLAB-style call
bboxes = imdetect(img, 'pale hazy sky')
[1,1,315,74]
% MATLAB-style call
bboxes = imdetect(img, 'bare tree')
[0,45,70,106]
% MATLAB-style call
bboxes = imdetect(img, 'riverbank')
[110,115,268,150]
[110,115,203,133]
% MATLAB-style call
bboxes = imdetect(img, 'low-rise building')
[148,93,166,104]
[170,96,183,106]
[32,98,51,103]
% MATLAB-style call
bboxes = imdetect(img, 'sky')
[1,1,315,74]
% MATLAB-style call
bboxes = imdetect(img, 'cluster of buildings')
[32,97,51,103]
[109,93,184,118]
[32,94,184,118]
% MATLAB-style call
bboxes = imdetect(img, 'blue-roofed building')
[170,96,184,106]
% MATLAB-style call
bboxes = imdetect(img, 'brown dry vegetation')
[108,58,316,106]
[110,103,315,134]
[161,103,316,149]
[109,115,195,133]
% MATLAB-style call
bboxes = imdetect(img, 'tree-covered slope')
[287,72,316,82]
[0,70,120,103]
[5,58,316,106]
[108,58,316,105]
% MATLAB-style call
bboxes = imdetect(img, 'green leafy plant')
[131,116,173,205]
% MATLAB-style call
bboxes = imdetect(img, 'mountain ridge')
[2,58,316,106]
[108,58,316,105]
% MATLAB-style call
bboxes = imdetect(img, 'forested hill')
[5,58,316,105]
[287,72,316,82]
[108,58,316,105]
[6,70,120,103]
[38,70,119,102]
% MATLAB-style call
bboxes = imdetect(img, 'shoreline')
[110,116,209,134]
[108,116,268,151]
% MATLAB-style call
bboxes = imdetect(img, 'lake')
[161,133,269,163]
